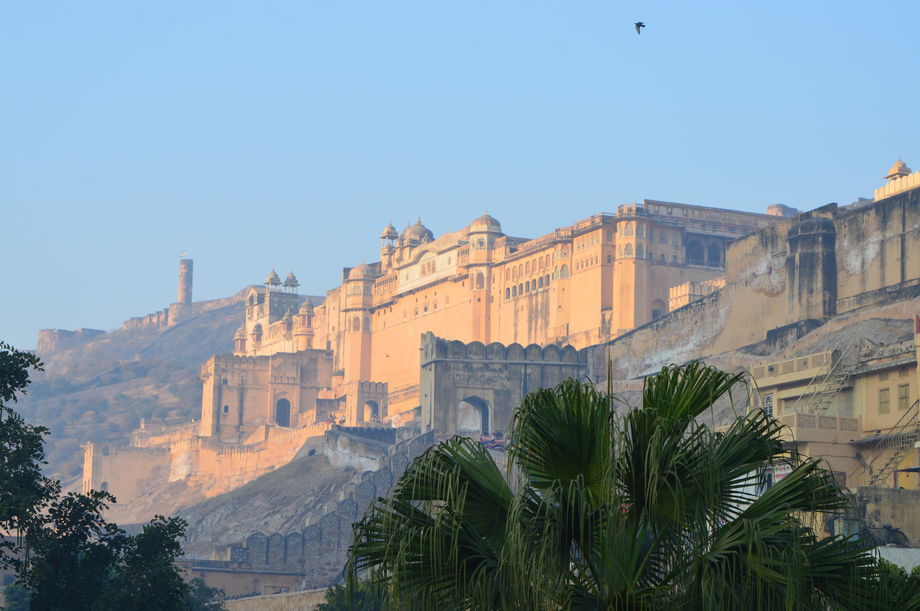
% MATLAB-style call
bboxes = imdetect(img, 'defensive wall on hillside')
[83,421,331,504]
[212,429,436,589]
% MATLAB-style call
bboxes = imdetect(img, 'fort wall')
[586,190,920,383]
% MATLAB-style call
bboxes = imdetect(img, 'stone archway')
[457,396,491,436]
[275,398,291,427]
[364,400,380,423]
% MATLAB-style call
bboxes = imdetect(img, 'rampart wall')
[222,430,436,588]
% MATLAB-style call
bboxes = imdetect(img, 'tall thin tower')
[178,258,193,304]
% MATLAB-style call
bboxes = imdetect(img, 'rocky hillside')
[16,300,245,485]
[176,438,354,558]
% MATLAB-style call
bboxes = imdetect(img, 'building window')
[879,388,890,414]
[223,405,230,413]
[898,384,910,410]
[762,394,774,418]
[505,288,510,299]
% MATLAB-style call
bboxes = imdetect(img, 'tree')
[0,341,58,572]
[318,579,387,611]
[0,342,218,610]
[349,362,888,610]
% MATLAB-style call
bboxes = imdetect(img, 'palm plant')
[348,362,886,610]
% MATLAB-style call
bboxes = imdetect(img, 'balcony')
[780,412,860,443]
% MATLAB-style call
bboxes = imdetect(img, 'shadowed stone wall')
[418,332,588,436]
[228,429,435,588]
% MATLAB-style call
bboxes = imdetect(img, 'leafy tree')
[0,341,217,610]
[2,582,32,610]
[0,342,58,571]
[318,579,387,611]
[188,578,227,611]
[349,363,888,610]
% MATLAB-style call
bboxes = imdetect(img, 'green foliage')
[349,362,891,610]
[3,582,32,611]
[0,342,58,572]
[188,578,228,611]
[0,341,210,611]
[318,580,387,611]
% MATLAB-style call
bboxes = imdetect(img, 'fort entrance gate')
[419,332,588,438]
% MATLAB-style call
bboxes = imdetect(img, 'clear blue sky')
[2,1,918,349]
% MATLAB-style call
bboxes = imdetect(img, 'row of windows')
[504,253,555,281]
[505,275,552,299]
[878,384,911,414]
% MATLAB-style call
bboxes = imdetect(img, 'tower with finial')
[379,221,398,270]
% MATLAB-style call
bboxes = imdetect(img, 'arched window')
[624,244,633,256]
[505,287,511,299]
[475,272,485,289]
[525,261,531,275]
[672,254,678,263]
[607,254,612,263]
[512,286,517,297]
[351,316,361,332]
[525,281,530,292]
[545,274,550,286]
[660,253,665,262]
[637,244,644,258]
[560,265,569,279]
[538,277,544,288]
[223,405,230,413]
[624,223,633,236]
[648,251,654,260]
[518,283,524,294]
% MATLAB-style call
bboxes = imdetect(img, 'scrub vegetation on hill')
[15,303,242,483]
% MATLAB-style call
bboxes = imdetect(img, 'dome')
[283,271,300,288]
[299,300,314,314]
[234,325,247,339]
[264,269,281,286]
[885,159,912,180]
[469,213,502,234]
[380,222,398,240]
[401,218,434,244]
[348,263,376,280]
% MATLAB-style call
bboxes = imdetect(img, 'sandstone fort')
[60,160,920,594]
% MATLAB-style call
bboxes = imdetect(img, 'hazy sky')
[2,1,918,349]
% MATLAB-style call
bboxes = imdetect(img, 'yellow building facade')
[230,201,780,425]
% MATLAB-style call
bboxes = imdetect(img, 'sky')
[2,1,918,349]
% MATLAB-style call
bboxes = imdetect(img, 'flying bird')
[634,22,645,35]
